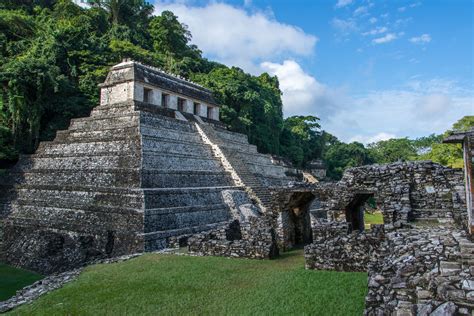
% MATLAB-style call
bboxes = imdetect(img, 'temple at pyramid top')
[99,59,220,121]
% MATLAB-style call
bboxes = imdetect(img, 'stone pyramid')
[0,60,297,274]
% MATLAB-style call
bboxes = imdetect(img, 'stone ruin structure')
[304,161,474,315]
[0,60,310,274]
[326,161,466,229]
[0,59,472,315]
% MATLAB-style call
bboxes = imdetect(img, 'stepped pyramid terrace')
[0,60,313,274]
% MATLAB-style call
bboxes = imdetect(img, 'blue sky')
[153,0,473,143]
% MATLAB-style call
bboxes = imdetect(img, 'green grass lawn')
[0,264,43,301]
[6,249,367,315]
[364,211,384,229]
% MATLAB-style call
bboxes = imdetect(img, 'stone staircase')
[194,122,279,211]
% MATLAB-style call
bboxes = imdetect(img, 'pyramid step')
[69,114,140,131]
[145,203,230,232]
[38,138,140,156]
[143,152,223,171]
[140,125,201,143]
[143,186,238,209]
[140,113,196,134]
[90,103,137,117]
[54,126,139,142]
[142,138,213,158]
[7,204,143,232]
[213,127,249,144]
[142,169,233,188]
[15,154,140,170]
[4,168,141,188]
[14,185,144,209]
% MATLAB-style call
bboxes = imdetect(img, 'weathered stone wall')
[304,222,384,271]
[325,161,465,227]
[365,227,473,316]
[188,217,279,259]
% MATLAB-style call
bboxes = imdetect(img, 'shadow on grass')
[0,263,43,301]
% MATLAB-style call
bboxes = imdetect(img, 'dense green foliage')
[416,116,474,169]
[8,250,367,315]
[365,116,473,170]
[0,263,42,301]
[323,141,375,180]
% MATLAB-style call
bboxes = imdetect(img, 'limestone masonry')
[0,60,472,315]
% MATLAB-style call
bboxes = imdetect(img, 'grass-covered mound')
[7,249,367,315]
[0,264,43,301]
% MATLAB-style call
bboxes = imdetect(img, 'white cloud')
[372,33,397,44]
[350,132,397,144]
[362,26,388,36]
[331,18,357,34]
[259,61,473,144]
[409,34,431,44]
[335,0,353,8]
[398,6,406,12]
[259,66,472,145]
[320,79,473,143]
[369,17,377,24]
[409,2,422,8]
[260,60,342,117]
[353,6,368,16]
[416,94,451,118]
[154,2,317,72]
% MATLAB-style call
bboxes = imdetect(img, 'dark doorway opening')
[193,102,200,115]
[345,193,373,232]
[279,192,315,250]
[143,87,152,103]
[288,206,312,245]
[162,93,169,107]
[177,97,186,112]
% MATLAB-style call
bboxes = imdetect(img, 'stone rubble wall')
[327,161,465,227]
[365,227,474,316]
[187,217,279,259]
[304,222,385,272]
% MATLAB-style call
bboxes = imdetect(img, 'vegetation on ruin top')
[6,249,367,315]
